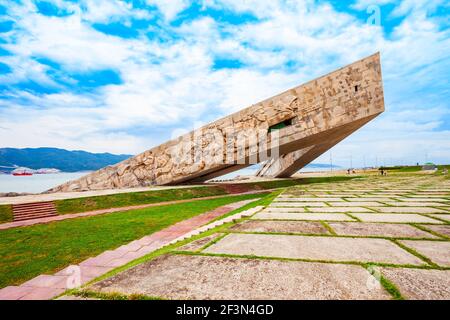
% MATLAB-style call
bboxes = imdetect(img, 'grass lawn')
[0,192,266,289]
[437,165,450,174]
[379,165,422,172]
[54,176,357,215]
[55,186,228,214]
[380,165,450,173]
[0,205,13,223]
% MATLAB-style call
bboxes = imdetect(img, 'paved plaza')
[84,174,450,300]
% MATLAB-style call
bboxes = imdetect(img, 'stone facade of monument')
[48,53,385,192]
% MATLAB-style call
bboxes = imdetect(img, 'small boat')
[11,167,34,176]
[12,172,33,176]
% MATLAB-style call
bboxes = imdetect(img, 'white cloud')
[390,0,446,17]
[0,0,448,166]
[146,0,191,21]
[201,0,278,18]
[0,54,60,87]
[352,0,397,11]
[80,0,152,23]
[4,14,139,72]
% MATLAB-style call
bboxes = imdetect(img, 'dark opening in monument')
[354,85,359,92]
[268,118,294,133]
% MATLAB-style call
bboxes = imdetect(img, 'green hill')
[0,147,132,172]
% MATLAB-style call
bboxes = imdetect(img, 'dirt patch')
[252,212,355,221]
[328,222,437,239]
[229,220,330,235]
[420,225,450,238]
[399,240,450,267]
[178,234,223,252]
[89,254,390,300]
[380,268,450,300]
[204,233,424,265]
[352,213,441,223]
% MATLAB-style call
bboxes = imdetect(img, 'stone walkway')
[0,190,271,230]
[86,174,450,300]
[0,199,257,300]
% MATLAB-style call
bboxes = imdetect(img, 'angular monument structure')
[255,129,356,178]
[49,53,384,192]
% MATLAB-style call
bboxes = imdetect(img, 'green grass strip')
[362,264,405,300]
[54,176,356,215]
[68,289,163,300]
[55,186,228,214]
[379,275,404,300]
[320,221,337,235]
[0,193,262,289]
[198,233,229,251]
[0,204,13,223]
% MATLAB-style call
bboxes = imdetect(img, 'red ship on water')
[11,167,34,176]
[12,172,33,176]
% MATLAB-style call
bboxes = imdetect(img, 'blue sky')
[0,0,449,168]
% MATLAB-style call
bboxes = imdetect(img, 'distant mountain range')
[0,148,132,172]
[0,147,341,174]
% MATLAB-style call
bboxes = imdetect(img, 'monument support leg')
[255,121,361,178]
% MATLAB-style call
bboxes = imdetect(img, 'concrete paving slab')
[395,198,450,202]
[55,265,114,285]
[275,197,344,202]
[352,213,442,224]
[270,202,328,207]
[327,202,385,207]
[252,212,355,221]
[371,207,449,213]
[264,207,307,213]
[21,275,69,289]
[343,197,395,202]
[18,287,65,300]
[310,193,360,197]
[373,190,409,193]
[375,189,416,192]
[399,240,450,267]
[307,190,366,193]
[380,268,450,300]
[229,220,331,234]
[309,207,373,213]
[328,222,437,239]
[404,195,450,198]
[350,194,396,201]
[383,202,450,207]
[419,225,450,237]
[89,254,391,300]
[178,234,223,252]
[203,233,424,265]
[0,286,35,300]
[427,214,450,222]
[415,189,450,192]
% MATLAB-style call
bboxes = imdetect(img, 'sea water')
[0,165,330,194]
[0,172,89,193]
